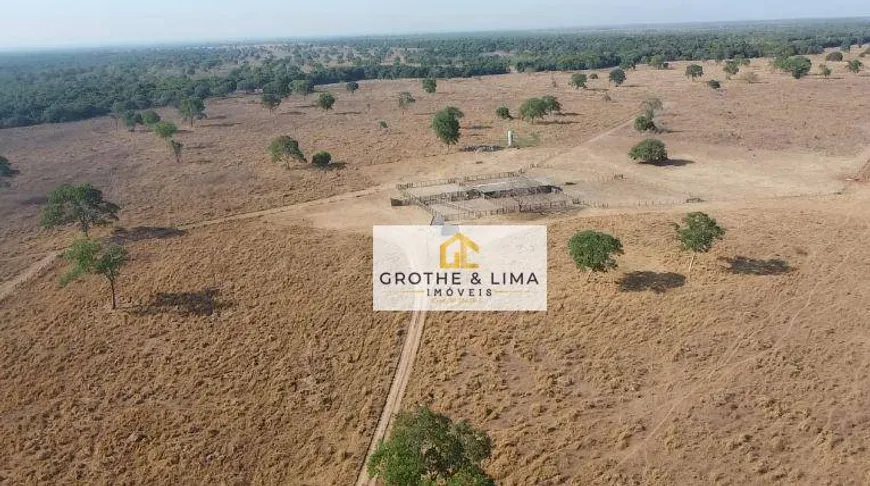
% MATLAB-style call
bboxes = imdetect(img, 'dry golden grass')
[0,221,403,484]
[405,194,870,484]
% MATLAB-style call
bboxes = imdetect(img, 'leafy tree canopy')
[519,97,548,122]
[496,106,512,120]
[269,136,305,164]
[674,212,726,254]
[42,183,120,236]
[568,230,624,275]
[847,59,864,73]
[609,68,626,86]
[422,77,437,93]
[317,92,336,111]
[141,110,161,125]
[261,93,281,113]
[432,108,461,147]
[629,138,668,163]
[178,97,206,125]
[61,238,128,309]
[367,406,494,486]
[685,64,704,80]
[570,72,588,89]
[153,121,178,140]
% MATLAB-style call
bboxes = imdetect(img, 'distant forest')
[1,18,869,128]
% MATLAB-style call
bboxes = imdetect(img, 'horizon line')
[1,15,868,54]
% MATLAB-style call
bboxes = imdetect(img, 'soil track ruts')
[355,308,428,485]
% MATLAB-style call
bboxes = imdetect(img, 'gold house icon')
[440,232,480,269]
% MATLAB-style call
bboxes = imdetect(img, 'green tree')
[432,108,461,149]
[673,212,726,272]
[649,55,667,69]
[778,56,812,79]
[367,406,494,486]
[541,95,561,115]
[269,136,305,166]
[178,97,206,126]
[444,106,464,119]
[292,79,314,97]
[629,138,668,163]
[496,106,512,120]
[519,97,548,123]
[42,184,121,236]
[317,92,336,111]
[61,238,128,310]
[825,51,844,62]
[261,93,281,113]
[570,72,588,89]
[707,79,722,89]
[311,151,332,167]
[153,121,178,140]
[422,77,437,94]
[0,155,19,184]
[634,115,656,132]
[568,230,624,281]
[685,64,704,80]
[397,91,416,114]
[123,111,142,132]
[141,110,161,126]
[723,61,740,78]
[846,59,864,73]
[346,81,360,94]
[820,64,832,78]
[609,68,626,86]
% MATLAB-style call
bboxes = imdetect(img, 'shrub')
[707,79,721,89]
[379,120,388,129]
[496,106,512,120]
[346,81,360,93]
[269,136,305,165]
[311,151,332,167]
[422,78,437,94]
[609,68,626,86]
[685,64,704,80]
[141,110,161,125]
[634,115,656,132]
[629,138,668,163]
[825,51,844,62]
[570,73,588,89]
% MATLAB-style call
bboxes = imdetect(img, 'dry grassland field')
[2,47,870,484]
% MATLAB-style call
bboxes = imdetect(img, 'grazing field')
[0,221,403,484]
[406,194,870,484]
[2,44,870,484]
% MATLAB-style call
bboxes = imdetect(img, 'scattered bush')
[141,110,161,125]
[317,92,335,111]
[422,77,437,94]
[311,151,332,167]
[269,136,305,165]
[685,64,704,80]
[496,106,512,120]
[345,81,360,93]
[609,68,626,86]
[629,138,668,163]
[379,120,388,129]
[570,73,588,89]
[707,79,721,89]
[846,59,864,73]
[261,93,281,113]
[825,51,844,62]
[397,91,415,113]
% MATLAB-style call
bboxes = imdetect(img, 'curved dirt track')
[355,308,428,485]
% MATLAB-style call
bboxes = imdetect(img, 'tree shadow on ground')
[334,111,362,115]
[466,125,493,130]
[200,122,240,128]
[109,226,186,244]
[537,120,581,125]
[641,159,694,167]
[721,256,792,276]
[281,111,305,116]
[133,288,229,317]
[619,271,686,293]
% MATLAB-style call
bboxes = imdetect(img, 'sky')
[1,0,868,50]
